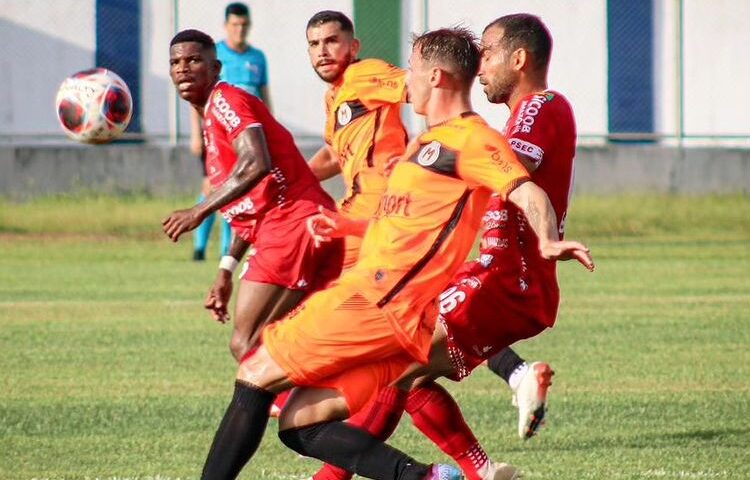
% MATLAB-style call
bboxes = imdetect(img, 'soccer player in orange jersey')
[305,10,408,270]
[312,14,585,480]
[197,26,592,480]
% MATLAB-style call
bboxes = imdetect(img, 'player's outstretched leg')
[487,348,554,439]
[406,382,519,480]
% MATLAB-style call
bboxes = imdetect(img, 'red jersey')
[202,82,331,240]
[476,90,576,327]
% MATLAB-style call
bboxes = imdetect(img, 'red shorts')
[240,200,344,293]
[438,261,552,381]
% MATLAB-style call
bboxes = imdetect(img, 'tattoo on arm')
[196,126,272,218]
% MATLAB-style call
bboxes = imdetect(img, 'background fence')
[1,0,749,146]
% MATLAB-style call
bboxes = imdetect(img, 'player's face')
[478,26,518,105]
[407,48,432,115]
[225,14,250,48]
[307,22,359,83]
[169,42,220,106]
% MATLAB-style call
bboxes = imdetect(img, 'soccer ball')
[55,68,133,144]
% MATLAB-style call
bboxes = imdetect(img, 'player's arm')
[307,206,368,247]
[162,125,271,242]
[260,86,272,114]
[507,182,592,269]
[205,235,251,324]
[308,145,342,181]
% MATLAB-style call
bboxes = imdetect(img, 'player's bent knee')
[236,345,290,392]
[229,333,253,363]
[278,387,350,431]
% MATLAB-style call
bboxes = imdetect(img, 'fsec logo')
[417,141,441,166]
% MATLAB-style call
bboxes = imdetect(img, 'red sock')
[406,382,489,480]
[313,385,408,480]
[270,389,291,416]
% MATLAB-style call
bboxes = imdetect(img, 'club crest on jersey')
[417,141,442,166]
[337,103,353,126]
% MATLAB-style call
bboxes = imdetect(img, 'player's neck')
[425,91,473,127]
[227,40,249,52]
[508,78,548,112]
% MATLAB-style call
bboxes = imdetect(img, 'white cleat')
[512,361,554,440]
[486,461,521,480]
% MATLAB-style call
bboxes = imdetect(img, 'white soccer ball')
[55,68,133,144]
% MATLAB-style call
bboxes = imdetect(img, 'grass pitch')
[1,194,749,480]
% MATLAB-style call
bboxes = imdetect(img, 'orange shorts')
[262,282,413,413]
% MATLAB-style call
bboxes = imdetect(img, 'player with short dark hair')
[225,1,249,20]
[195,25,593,480]
[163,29,343,368]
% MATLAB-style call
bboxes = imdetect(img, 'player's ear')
[512,48,527,72]
[428,66,441,87]
[351,37,361,57]
[213,59,223,76]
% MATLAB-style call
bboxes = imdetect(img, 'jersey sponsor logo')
[337,102,352,126]
[458,276,482,290]
[368,76,400,89]
[482,209,508,223]
[512,93,551,134]
[487,147,515,174]
[509,138,544,165]
[482,237,509,250]
[479,253,494,268]
[221,197,256,222]
[212,91,242,131]
[417,141,441,166]
[374,192,412,218]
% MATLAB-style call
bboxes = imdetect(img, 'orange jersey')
[325,58,408,221]
[340,113,530,362]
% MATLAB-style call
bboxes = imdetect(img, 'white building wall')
[0,0,96,139]
[0,1,748,143]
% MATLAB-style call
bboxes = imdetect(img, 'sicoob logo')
[212,91,242,131]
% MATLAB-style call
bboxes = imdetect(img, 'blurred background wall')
[1,0,748,196]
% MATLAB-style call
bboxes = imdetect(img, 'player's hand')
[162,208,203,242]
[384,155,401,176]
[540,240,595,271]
[204,271,233,323]
[307,206,346,247]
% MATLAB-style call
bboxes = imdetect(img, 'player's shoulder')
[519,90,573,116]
[344,58,400,82]
[450,113,506,147]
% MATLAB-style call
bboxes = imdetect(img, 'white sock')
[508,362,529,391]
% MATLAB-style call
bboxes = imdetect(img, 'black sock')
[487,347,526,385]
[279,421,431,480]
[201,380,276,480]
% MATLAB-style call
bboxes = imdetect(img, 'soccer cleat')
[513,361,554,440]
[425,464,464,480]
[193,249,206,261]
[486,462,521,480]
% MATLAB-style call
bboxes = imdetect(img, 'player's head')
[478,14,552,105]
[169,29,222,107]
[306,10,360,83]
[407,27,480,115]
[224,2,251,49]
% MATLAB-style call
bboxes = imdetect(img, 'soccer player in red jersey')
[162,29,343,363]
[313,14,583,480]
[195,26,592,480]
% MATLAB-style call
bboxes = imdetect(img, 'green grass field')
[1,194,749,480]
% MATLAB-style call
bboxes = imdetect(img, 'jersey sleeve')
[346,60,407,109]
[209,87,262,142]
[506,94,560,170]
[456,130,530,199]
